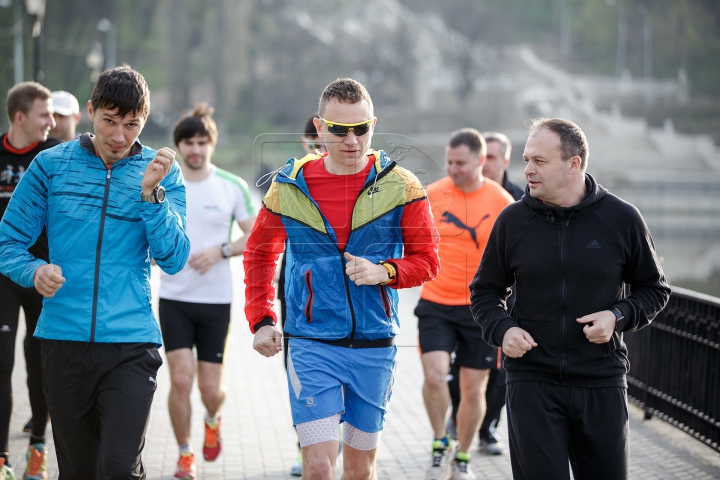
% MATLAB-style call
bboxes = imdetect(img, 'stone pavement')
[7,259,720,479]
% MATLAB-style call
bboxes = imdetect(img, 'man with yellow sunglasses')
[244,78,440,480]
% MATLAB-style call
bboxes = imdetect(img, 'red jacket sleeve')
[243,206,287,333]
[387,198,440,289]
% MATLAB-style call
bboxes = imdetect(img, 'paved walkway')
[8,259,720,479]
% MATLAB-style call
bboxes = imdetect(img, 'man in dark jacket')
[469,117,670,480]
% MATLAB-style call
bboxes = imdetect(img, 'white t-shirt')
[159,165,255,304]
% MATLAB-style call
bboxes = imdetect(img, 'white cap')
[52,91,80,117]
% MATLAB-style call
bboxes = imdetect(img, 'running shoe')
[203,415,222,461]
[478,436,505,455]
[23,443,46,480]
[174,451,196,479]
[0,458,16,480]
[425,437,451,480]
[450,451,475,480]
[290,451,302,476]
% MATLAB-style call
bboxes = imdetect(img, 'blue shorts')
[286,337,397,433]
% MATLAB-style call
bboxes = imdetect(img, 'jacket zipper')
[304,270,314,322]
[379,285,391,318]
[91,168,112,342]
[560,213,567,377]
[341,158,396,345]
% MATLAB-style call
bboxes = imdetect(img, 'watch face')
[156,186,166,203]
[222,244,233,258]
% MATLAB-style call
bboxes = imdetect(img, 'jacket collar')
[79,133,143,167]
[522,173,608,223]
[276,149,391,184]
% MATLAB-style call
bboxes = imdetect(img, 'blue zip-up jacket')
[0,134,189,345]
[244,151,440,344]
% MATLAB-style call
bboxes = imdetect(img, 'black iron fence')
[625,285,720,452]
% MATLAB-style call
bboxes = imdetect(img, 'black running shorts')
[415,298,498,370]
[159,299,231,363]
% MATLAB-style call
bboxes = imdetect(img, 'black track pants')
[0,274,47,458]
[41,340,162,480]
[479,367,506,439]
[506,380,628,480]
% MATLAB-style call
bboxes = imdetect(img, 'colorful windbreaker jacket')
[244,150,439,343]
[0,134,189,345]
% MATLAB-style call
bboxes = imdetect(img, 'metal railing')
[625,286,720,452]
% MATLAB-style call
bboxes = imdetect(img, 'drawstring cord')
[255,166,285,189]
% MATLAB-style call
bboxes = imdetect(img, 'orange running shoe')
[203,415,222,461]
[174,451,196,480]
[23,443,47,480]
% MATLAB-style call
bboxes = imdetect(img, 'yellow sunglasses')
[320,118,373,137]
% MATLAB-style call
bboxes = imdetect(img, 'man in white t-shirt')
[160,103,256,479]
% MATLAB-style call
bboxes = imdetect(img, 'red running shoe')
[203,416,222,461]
[174,451,196,479]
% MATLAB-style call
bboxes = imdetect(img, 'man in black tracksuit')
[469,118,670,480]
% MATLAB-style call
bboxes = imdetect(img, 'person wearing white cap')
[50,91,81,142]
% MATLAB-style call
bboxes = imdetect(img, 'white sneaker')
[425,440,451,480]
[479,437,505,455]
[451,456,476,480]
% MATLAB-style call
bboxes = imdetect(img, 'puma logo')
[441,212,489,249]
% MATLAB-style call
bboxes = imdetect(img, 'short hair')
[318,78,373,118]
[173,103,218,147]
[529,118,588,170]
[91,65,151,119]
[447,128,487,156]
[304,114,319,138]
[6,82,52,123]
[483,131,512,160]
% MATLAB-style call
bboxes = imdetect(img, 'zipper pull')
[107,170,111,179]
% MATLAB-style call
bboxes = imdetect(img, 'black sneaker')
[23,418,33,434]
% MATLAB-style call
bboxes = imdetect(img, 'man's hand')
[141,147,176,195]
[344,252,389,286]
[34,264,65,298]
[253,325,283,357]
[188,245,223,274]
[577,310,616,344]
[502,327,537,358]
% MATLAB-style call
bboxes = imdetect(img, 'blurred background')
[1,0,719,295]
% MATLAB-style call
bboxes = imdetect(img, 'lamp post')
[96,18,116,71]
[24,0,46,83]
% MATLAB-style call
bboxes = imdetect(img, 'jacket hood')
[522,173,608,224]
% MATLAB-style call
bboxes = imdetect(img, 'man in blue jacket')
[0,66,190,479]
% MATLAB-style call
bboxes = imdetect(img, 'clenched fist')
[142,147,176,195]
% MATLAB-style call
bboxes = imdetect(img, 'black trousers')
[0,274,47,459]
[506,380,628,480]
[41,340,162,480]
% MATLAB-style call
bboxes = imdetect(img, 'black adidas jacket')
[470,174,670,386]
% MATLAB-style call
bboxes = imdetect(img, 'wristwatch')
[379,261,396,285]
[611,307,624,330]
[140,186,166,204]
[221,243,234,259]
